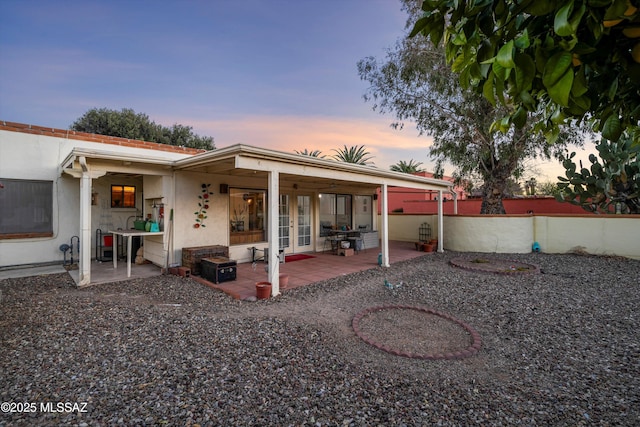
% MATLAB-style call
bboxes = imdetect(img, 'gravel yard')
[1,251,639,426]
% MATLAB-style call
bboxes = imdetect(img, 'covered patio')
[173,145,453,296]
[59,144,452,290]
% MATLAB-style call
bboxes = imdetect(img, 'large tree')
[410,0,640,144]
[358,0,583,213]
[71,108,214,150]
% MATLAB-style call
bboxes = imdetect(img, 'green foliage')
[295,148,326,158]
[358,0,583,214]
[536,181,563,197]
[557,132,640,213]
[411,0,640,144]
[332,145,374,165]
[71,108,214,150]
[390,159,425,173]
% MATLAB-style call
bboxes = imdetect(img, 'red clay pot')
[279,274,289,290]
[256,281,272,299]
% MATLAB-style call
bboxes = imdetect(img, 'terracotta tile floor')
[196,240,431,300]
[82,240,432,294]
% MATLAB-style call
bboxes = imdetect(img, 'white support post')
[437,190,444,252]
[267,170,280,296]
[380,183,390,267]
[79,169,92,286]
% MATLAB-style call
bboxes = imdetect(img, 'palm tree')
[332,145,374,165]
[390,159,424,173]
[295,148,326,158]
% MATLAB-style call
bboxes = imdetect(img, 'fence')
[383,213,640,259]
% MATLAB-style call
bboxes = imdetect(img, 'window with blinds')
[0,179,53,238]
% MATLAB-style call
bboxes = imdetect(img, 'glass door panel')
[295,195,312,251]
[279,194,290,250]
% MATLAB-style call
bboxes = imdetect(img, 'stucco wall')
[443,215,535,253]
[1,132,79,266]
[386,214,640,259]
[379,214,439,242]
[171,171,230,265]
[533,215,640,258]
[0,129,190,268]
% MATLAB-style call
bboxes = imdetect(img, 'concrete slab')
[0,264,67,280]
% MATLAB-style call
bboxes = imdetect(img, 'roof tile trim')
[1,121,206,155]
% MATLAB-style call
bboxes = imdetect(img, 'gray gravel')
[1,251,639,426]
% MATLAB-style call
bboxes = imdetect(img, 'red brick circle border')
[449,257,539,275]
[352,305,482,360]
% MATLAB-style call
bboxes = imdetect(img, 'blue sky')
[0,0,585,180]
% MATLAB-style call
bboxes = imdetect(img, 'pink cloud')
[179,114,435,168]
[158,113,596,182]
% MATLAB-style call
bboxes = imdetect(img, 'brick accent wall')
[1,121,206,155]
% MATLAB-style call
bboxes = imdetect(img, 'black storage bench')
[201,257,237,284]
[181,245,229,276]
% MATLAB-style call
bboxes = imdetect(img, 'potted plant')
[422,242,435,252]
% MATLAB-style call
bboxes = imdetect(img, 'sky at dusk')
[0,0,593,182]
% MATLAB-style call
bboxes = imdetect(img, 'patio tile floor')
[77,240,431,294]
[196,241,430,300]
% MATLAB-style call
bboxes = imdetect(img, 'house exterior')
[0,121,453,293]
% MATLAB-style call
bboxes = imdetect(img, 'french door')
[278,193,313,254]
[294,195,312,253]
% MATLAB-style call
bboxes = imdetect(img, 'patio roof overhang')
[59,144,454,192]
[60,148,177,178]
[173,144,453,193]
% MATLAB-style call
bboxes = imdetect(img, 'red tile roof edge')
[1,121,206,155]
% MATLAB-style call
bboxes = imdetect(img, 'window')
[229,189,266,245]
[111,185,136,208]
[0,179,53,238]
[319,193,352,235]
[354,195,373,231]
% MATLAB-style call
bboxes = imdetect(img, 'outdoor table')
[109,230,164,277]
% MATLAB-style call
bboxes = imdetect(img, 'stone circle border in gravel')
[450,256,539,275]
[352,305,482,360]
